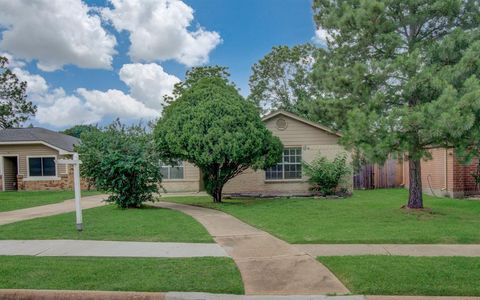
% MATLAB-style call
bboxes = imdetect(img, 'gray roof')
[0,127,80,152]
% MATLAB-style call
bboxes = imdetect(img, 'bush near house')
[303,153,351,195]
[77,121,161,208]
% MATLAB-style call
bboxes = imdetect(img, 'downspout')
[441,148,448,195]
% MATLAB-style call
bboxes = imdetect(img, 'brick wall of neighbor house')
[223,114,350,195]
[161,161,201,193]
[403,148,479,198]
[18,165,91,191]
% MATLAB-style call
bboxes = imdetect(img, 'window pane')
[266,163,283,180]
[170,167,184,179]
[29,158,42,176]
[42,158,56,176]
[160,167,169,178]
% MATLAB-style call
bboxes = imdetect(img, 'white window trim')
[160,161,185,181]
[26,155,58,180]
[265,146,303,181]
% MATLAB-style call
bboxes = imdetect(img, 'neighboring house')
[0,127,86,191]
[402,148,479,198]
[161,110,351,195]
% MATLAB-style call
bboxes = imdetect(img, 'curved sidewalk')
[152,201,350,296]
[0,194,108,225]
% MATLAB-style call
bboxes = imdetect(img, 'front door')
[2,157,18,191]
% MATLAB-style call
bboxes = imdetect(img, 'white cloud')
[77,88,159,119]
[103,0,221,66]
[10,62,160,128]
[0,0,116,71]
[12,67,48,96]
[36,90,102,127]
[119,63,180,109]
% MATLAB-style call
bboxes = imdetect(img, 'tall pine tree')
[312,0,480,208]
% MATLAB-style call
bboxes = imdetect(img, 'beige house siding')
[0,144,75,191]
[161,161,201,193]
[0,144,68,176]
[224,114,350,195]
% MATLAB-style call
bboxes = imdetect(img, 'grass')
[162,189,480,244]
[319,256,480,296]
[0,205,213,242]
[0,190,102,212]
[0,256,243,294]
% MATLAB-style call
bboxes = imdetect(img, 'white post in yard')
[73,153,83,231]
[58,154,83,231]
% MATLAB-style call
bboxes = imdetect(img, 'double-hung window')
[265,147,302,180]
[28,157,56,177]
[160,160,184,180]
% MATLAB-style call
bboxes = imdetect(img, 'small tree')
[303,153,351,196]
[155,76,283,203]
[77,121,161,208]
[0,56,36,128]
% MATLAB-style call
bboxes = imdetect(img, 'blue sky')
[0,0,318,129]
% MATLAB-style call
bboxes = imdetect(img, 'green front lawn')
[0,190,101,212]
[0,256,243,294]
[163,189,480,244]
[0,205,213,242]
[319,256,480,296]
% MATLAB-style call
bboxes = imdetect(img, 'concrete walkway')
[295,244,480,257]
[0,240,228,257]
[0,194,107,225]
[151,201,350,296]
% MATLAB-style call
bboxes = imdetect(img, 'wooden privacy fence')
[354,159,402,189]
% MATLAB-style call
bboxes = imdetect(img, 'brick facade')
[17,165,92,191]
[403,148,479,198]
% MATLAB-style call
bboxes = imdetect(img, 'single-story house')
[0,127,87,191]
[402,148,479,198]
[161,110,351,195]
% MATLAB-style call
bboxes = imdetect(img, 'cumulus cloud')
[103,0,221,66]
[77,88,159,119]
[119,63,180,109]
[11,63,161,128]
[36,90,102,127]
[0,0,116,71]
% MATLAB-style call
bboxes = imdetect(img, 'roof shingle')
[0,127,80,152]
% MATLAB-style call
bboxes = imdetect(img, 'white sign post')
[58,153,83,231]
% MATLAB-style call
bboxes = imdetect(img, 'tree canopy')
[0,56,36,129]
[62,124,99,139]
[312,0,480,208]
[248,44,319,115]
[155,76,283,202]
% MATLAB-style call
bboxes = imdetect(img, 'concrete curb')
[0,289,165,300]
[0,290,366,300]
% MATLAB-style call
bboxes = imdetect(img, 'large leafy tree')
[155,76,283,203]
[162,66,231,107]
[0,56,36,129]
[248,44,318,114]
[312,0,480,208]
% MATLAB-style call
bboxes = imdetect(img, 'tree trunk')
[212,185,223,203]
[408,158,423,208]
